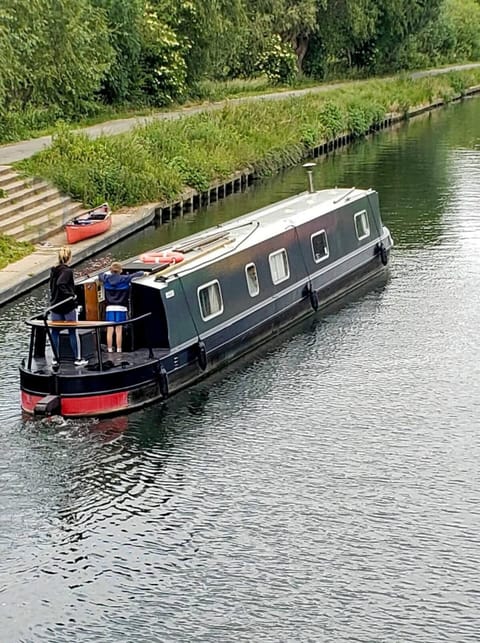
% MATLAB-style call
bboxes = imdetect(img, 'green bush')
[257,36,297,85]
[138,8,188,106]
[318,101,345,139]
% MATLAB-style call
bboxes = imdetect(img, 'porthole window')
[269,249,290,284]
[354,210,370,240]
[245,263,259,297]
[198,280,223,320]
[311,230,329,263]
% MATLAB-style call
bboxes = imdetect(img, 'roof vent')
[303,162,316,193]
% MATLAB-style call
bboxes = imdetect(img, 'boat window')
[245,263,259,297]
[269,249,290,284]
[311,230,329,263]
[198,280,224,321]
[354,210,370,240]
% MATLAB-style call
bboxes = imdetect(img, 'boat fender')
[310,288,319,312]
[140,251,185,265]
[377,242,388,266]
[197,341,207,371]
[159,366,169,398]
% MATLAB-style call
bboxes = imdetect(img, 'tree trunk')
[295,34,309,73]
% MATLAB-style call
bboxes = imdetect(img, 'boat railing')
[26,309,154,371]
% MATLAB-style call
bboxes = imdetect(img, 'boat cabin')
[20,183,393,417]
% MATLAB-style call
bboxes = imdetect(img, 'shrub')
[257,36,297,85]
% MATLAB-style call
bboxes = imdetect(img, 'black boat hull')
[20,251,389,418]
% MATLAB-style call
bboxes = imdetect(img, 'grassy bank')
[0,77,314,146]
[17,69,480,210]
[0,236,34,270]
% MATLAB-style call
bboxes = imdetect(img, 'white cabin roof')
[128,187,374,287]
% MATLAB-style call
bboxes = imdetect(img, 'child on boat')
[99,262,145,352]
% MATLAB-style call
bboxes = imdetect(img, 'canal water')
[2,97,480,642]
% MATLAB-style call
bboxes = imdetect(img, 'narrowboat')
[65,203,111,244]
[20,173,393,418]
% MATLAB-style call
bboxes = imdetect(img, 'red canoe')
[65,203,112,244]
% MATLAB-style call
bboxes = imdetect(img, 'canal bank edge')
[1,83,480,308]
[0,204,156,306]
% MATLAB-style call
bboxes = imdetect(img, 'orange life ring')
[139,250,184,265]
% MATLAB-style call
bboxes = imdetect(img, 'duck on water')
[19,166,393,418]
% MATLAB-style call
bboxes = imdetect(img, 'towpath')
[1,63,479,165]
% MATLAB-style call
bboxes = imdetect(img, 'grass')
[2,65,479,270]
[1,65,477,145]
[0,76,331,146]
[0,236,35,270]
[17,68,480,211]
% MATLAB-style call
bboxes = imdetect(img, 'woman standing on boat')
[49,246,87,366]
[99,262,144,353]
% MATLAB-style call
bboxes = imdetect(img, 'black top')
[49,264,76,314]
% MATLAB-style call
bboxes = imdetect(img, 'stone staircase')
[0,165,85,244]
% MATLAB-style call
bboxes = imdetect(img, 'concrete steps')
[0,165,86,244]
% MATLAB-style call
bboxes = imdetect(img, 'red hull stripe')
[62,391,129,415]
[21,390,129,416]
[21,392,44,413]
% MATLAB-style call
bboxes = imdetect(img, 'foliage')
[258,35,298,85]
[18,68,480,209]
[0,236,34,270]
[1,0,480,134]
[307,0,445,75]
[0,105,64,143]
[318,101,345,139]
[91,0,144,104]
[442,0,480,61]
[0,0,112,113]
[138,4,188,105]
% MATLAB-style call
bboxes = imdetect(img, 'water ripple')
[2,99,480,641]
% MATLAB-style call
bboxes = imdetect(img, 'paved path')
[1,63,479,165]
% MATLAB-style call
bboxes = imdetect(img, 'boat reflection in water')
[19,168,393,418]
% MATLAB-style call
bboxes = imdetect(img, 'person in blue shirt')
[98,262,145,352]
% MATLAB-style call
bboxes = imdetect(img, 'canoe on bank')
[20,175,393,418]
[65,203,111,244]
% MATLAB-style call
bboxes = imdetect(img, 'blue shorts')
[105,310,127,323]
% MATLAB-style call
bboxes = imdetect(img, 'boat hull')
[21,186,393,418]
[65,215,112,244]
[20,253,389,418]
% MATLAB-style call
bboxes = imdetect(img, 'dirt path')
[1,63,479,165]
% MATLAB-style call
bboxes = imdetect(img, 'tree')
[241,0,317,73]
[373,0,444,69]
[0,0,112,112]
[91,0,144,104]
[137,2,188,105]
[306,0,444,75]
[277,0,317,71]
